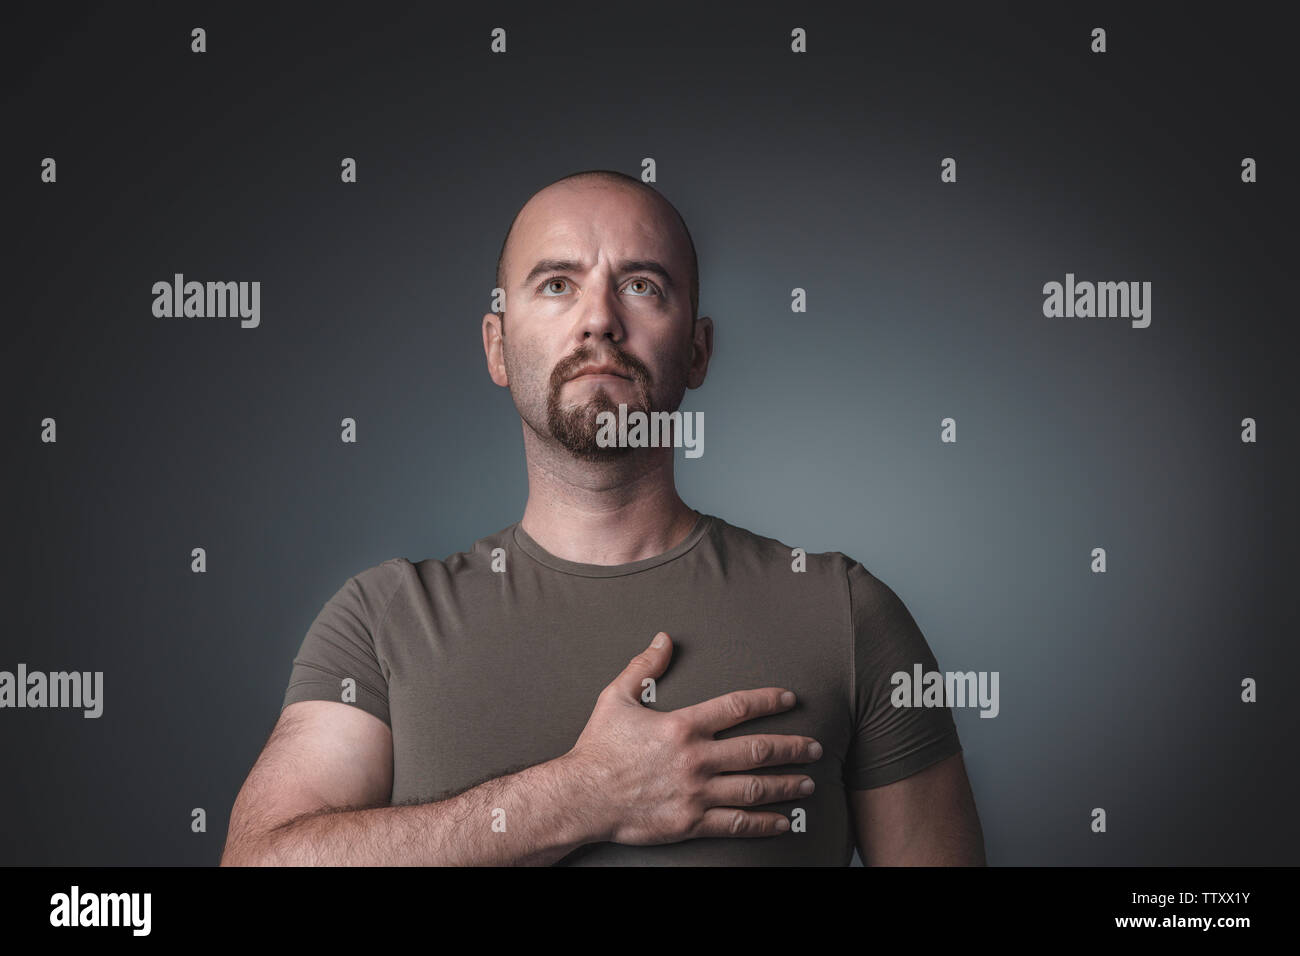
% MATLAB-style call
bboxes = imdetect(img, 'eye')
[538,276,661,297]
[624,277,659,296]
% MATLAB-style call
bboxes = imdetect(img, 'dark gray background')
[5,2,1296,865]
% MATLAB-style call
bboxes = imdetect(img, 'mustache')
[550,346,652,389]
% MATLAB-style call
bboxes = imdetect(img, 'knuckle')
[670,744,699,779]
[724,692,749,722]
[663,712,693,741]
[749,736,772,764]
[682,808,706,840]
[743,776,764,805]
[672,806,695,840]
[728,811,747,836]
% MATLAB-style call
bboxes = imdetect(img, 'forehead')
[507,182,687,280]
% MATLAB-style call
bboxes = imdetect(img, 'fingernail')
[780,691,795,706]
[799,778,815,794]
[775,817,790,831]
[651,632,665,648]
[808,741,823,759]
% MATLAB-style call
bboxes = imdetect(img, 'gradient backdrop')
[6,2,1296,865]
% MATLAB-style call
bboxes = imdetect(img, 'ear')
[482,312,509,386]
[686,315,713,389]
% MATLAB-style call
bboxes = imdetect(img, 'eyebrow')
[522,257,677,291]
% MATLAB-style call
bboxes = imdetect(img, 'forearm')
[223,752,609,866]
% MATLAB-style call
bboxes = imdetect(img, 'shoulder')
[705,516,911,624]
[322,525,516,635]
[311,558,409,631]
[374,523,517,586]
[707,514,861,583]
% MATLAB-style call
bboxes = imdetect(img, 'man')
[220,169,986,866]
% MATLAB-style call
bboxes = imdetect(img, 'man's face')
[486,182,704,461]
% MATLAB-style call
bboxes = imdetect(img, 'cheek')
[656,332,693,376]
[505,337,556,395]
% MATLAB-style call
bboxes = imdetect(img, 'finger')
[702,734,822,773]
[606,632,674,702]
[701,773,815,808]
[674,687,797,736]
[691,808,792,839]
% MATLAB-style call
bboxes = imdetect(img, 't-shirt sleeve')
[280,560,401,729]
[844,559,963,790]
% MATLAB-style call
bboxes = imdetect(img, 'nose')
[573,271,626,344]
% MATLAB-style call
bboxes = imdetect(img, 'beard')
[548,387,632,461]
[545,344,674,461]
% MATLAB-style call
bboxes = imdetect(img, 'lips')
[568,364,630,381]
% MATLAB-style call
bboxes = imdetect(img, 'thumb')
[608,632,673,701]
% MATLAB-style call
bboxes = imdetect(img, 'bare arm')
[850,752,986,865]
[220,700,602,866]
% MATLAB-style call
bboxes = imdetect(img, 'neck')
[518,423,699,565]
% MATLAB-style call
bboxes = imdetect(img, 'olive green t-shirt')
[281,511,962,865]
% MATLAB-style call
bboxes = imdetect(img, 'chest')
[380,581,858,863]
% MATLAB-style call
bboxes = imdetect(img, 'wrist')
[553,749,614,846]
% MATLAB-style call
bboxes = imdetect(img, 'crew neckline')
[512,511,713,578]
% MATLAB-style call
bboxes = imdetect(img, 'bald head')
[494,169,699,322]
